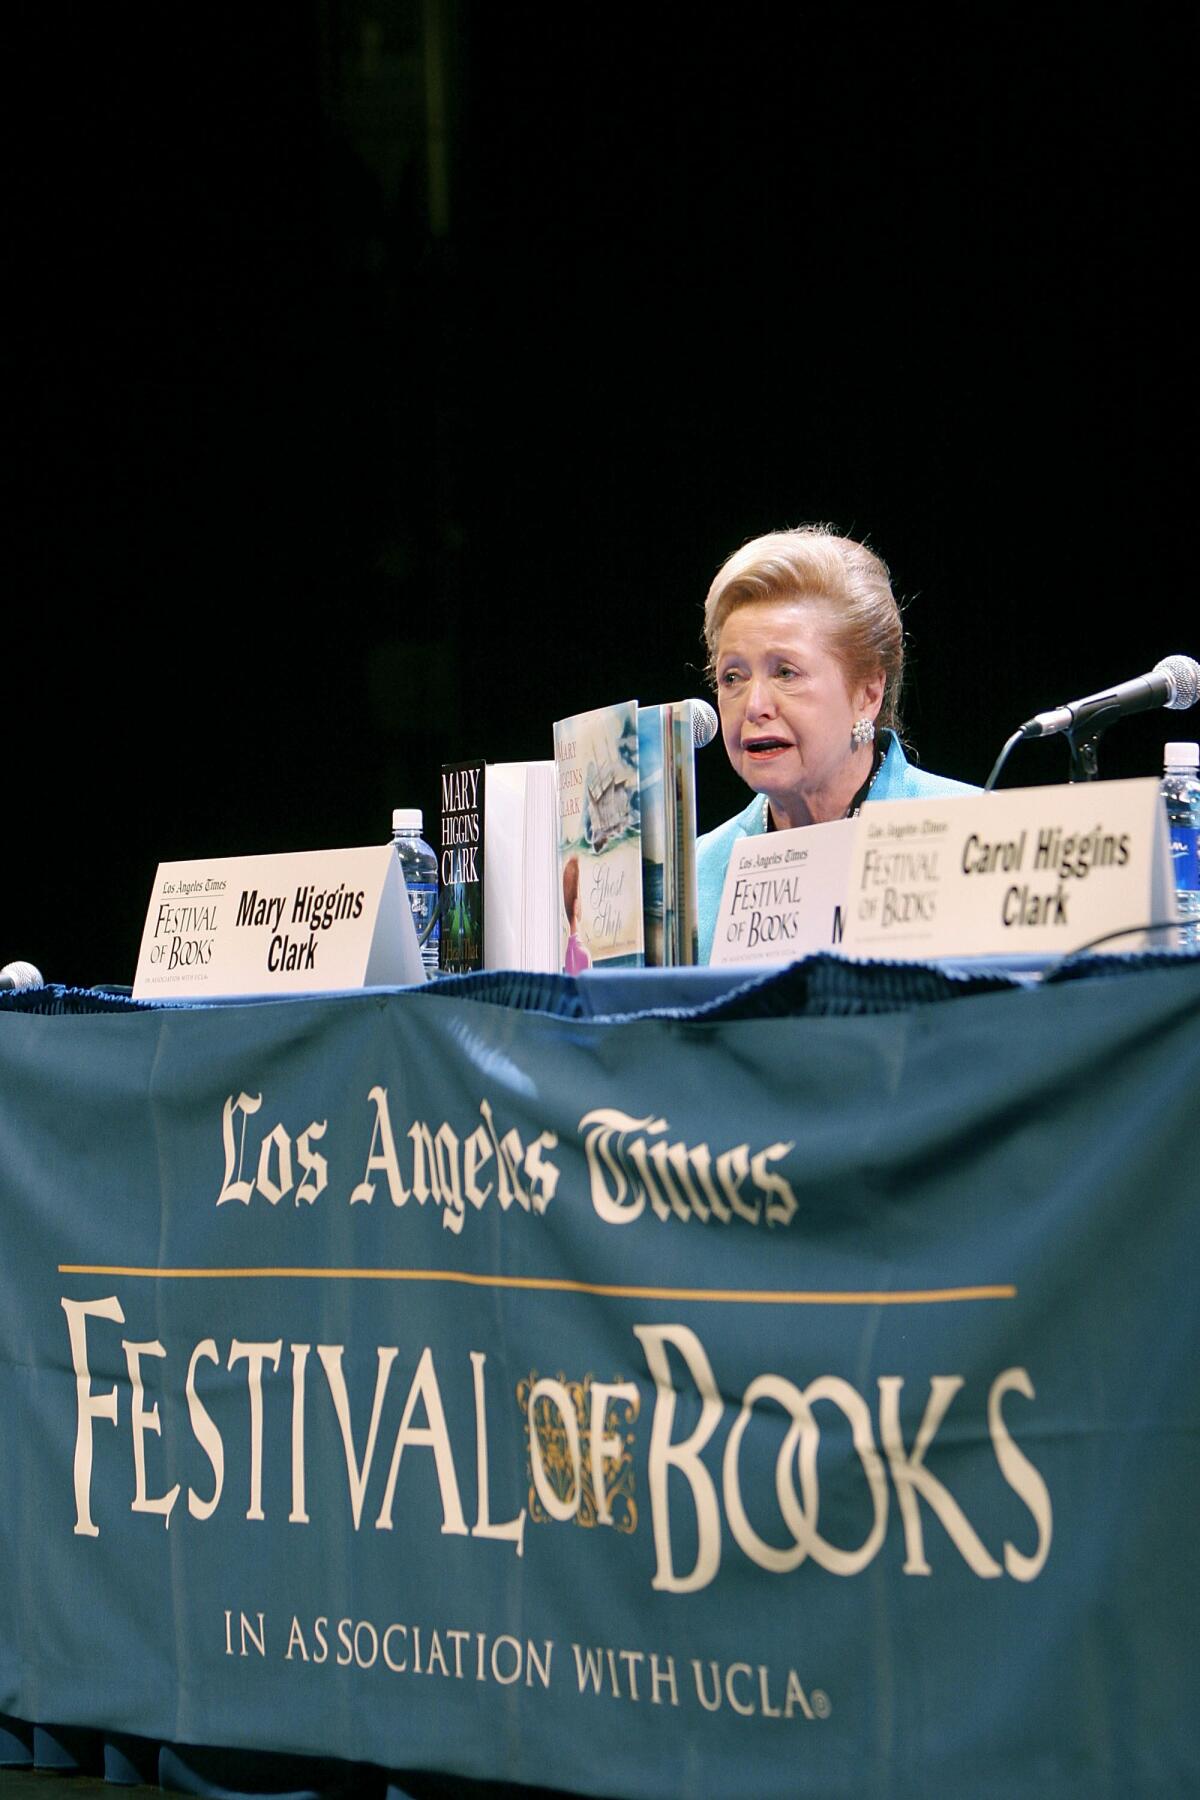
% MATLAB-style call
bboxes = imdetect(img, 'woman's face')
[714,599,884,828]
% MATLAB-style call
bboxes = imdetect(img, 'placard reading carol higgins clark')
[710,819,856,964]
[838,777,1176,960]
[132,845,423,999]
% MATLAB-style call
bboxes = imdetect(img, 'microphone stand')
[986,698,1123,790]
[1064,698,1122,782]
[989,656,1199,789]
[1065,729,1101,781]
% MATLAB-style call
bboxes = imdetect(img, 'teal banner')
[2,962,1198,1796]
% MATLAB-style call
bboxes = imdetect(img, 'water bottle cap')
[1163,742,1199,770]
[392,807,424,831]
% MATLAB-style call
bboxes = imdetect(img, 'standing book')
[439,759,558,974]
[553,700,645,971]
[439,759,485,974]
[637,701,701,965]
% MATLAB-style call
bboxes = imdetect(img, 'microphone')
[1020,654,1200,740]
[0,960,45,992]
[675,698,719,747]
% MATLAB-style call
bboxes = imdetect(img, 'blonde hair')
[703,525,905,735]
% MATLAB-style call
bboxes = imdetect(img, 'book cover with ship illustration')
[553,699,644,970]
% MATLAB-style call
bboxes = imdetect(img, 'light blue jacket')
[695,731,979,964]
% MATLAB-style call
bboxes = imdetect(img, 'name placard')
[840,778,1174,960]
[711,779,1176,967]
[132,846,425,999]
[709,818,856,965]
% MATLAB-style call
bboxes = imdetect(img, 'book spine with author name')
[438,759,484,973]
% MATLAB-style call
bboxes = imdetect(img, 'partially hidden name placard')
[710,817,856,965]
[132,845,424,999]
[712,778,1176,966]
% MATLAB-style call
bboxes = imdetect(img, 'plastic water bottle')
[1161,743,1200,951]
[392,808,440,977]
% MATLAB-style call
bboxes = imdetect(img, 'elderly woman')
[697,525,978,962]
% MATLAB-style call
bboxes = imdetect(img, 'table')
[2,952,1198,1797]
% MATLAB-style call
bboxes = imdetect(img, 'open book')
[552,698,701,972]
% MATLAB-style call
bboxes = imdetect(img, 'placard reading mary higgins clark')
[133,845,424,998]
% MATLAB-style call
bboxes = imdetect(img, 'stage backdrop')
[1,959,1198,1798]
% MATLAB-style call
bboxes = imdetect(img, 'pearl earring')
[851,717,875,749]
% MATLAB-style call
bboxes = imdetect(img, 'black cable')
[1048,919,1183,964]
[984,730,1024,792]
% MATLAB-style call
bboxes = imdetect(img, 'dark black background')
[8,5,1193,986]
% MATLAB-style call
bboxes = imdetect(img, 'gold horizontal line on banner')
[57,1265,1016,1305]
